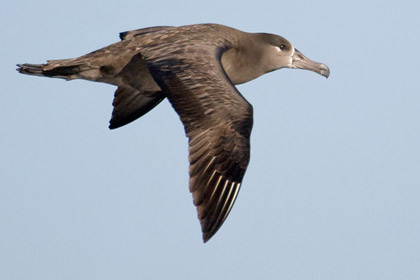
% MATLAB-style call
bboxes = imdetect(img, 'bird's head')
[260,33,330,78]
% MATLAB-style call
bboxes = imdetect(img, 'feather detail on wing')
[142,41,253,242]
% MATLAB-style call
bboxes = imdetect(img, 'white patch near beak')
[288,45,296,68]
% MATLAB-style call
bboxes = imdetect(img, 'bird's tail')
[17,59,99,81]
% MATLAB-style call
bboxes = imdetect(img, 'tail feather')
[17,63,46,76]
[17,62,87,80]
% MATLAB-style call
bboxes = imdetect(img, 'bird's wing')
[142,44,254,242]
[119,26,174,40]
[109,87,165,129]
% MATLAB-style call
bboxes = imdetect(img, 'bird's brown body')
[18,23,329,242]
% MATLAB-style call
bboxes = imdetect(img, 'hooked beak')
[291,49,330,78]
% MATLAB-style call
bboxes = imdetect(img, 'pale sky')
[1,1,420,279]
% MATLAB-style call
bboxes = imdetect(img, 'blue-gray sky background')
[1,1,419,279]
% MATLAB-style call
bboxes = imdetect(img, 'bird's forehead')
[259,33,291,46]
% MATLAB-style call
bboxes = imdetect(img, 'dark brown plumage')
[17,23,330,242]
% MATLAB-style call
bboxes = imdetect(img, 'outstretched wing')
[109,87,165,129]
[143,44,253,242]
[119,26,174,40]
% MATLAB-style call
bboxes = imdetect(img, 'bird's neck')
[221,33,266,85]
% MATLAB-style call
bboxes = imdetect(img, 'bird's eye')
[279,44,285,50]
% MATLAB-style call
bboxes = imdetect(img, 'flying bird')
[17,23,330,242]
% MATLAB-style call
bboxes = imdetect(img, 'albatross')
[17,23,330,242]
